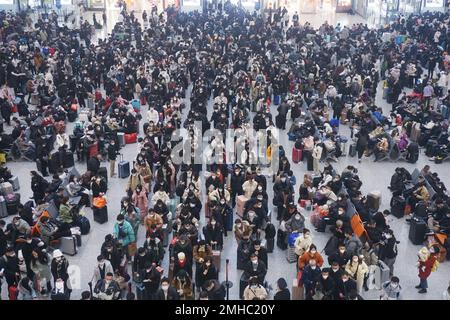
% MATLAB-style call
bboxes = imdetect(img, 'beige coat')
[243,285,268,300]
[294,236,313,257]
[345,261,369,294]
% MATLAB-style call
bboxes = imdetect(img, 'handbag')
[128,242,137,257]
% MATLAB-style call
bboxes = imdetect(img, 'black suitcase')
[239,273,249,299]
[349,144,357,157]
[266,238,274,253]
[5,193,20,215]
[409,217,427,245]
[275,114,284,129]
[64,151,75,168]
[390,196,406,218]
[276,228,287,250]
[77,216,91,235]
[407,142,419,164]
[93,206,108,224]
[305,151,313,171]
[98,167,108,185]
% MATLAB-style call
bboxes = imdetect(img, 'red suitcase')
[125,133,137,144]
[292,147,303,163]
[9,285,19,300]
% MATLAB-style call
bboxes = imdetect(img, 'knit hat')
[53,249,63,259]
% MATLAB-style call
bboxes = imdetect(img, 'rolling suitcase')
[292,147,303,163]
[367,191,381,211]
[60,236,78,256]
[118,154,130,179]
[125,133,137,144]
[292,278,304,300]
[276,229,288,250]
[349,144,357,157]
[305,151,313,171]
[225,211,233,231]
[162,224,169,247]
[0,196,7,218]
[5,193,20,215]
[64,151,75,168]
[378,260,390,286]
[212,250,221,272]
[266,238,274,253]
[77,216,91,235]
[117,132,125,147]
[390,196,406,218]
[87,97,94,110]
[409,217,427,245]
[8,176,20,191]
[236,195,248,217]
[93,206,108,224]
[286,246,297,263]
[273,95,281,105]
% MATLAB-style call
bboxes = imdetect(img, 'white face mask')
[281,178,286,183]
[162,285,169,291]
[251,285,258,289]
[339,249,345,253]
[251,260,257,265]
[295,214,301,220]
[342,278,348,282]
[304,234,309,239]
[257,186,262,191]
[322,275,329,279]
[391,283,399,288]
[310,250,317,254]
[190,203,196,207]
[311,266,317,270]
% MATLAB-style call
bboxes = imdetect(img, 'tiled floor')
[1,7,449,301]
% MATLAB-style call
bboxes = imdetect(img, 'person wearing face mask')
[234,219,252,243]
[50,278,71,300]
[143,233,165,265]
[151,185,170,207]
[20,233,40,280]
[93,272,121,300]
[313,268,336,300]
[141,262,162,300]
[285,205,306,234]
[243,254,267,285]
[345,255,369,294]
[193,240,213,288]
[380,276,402,300]
[91,175,107,198]
[242,174,258,199]
[298,244,324,271]
[203,279,226,300]
[254,168,267,191]
[203,217,224,250]
[10,216,31,244]
[301,259,322,300]
[144,209,164,234]
[249,240,268,268]
[329,244,351,269]
[91,255,114,286]
[294,228,313,259]
[336,271,357,300]
[197,256,218,290]
[378,229,398,277]
[243,276,268,300]
[0,246,21,297]
[155,277,180,301]
[230,166,245,208]
[113,214,136,260]
[50,250,71,296]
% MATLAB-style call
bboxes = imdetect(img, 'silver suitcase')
[162,224,169,247]
[118,132,125,147]
[0,196,8,218]
[379,260,390,285]
[8,176,20,191]
[60,236,78,256]
[286,246,297,263]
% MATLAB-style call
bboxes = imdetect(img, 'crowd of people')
[0,2,449,300]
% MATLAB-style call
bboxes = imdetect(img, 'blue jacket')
[302,265,322,291]
[113,221,136,246]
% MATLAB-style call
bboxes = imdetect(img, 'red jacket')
[418,256,436,279]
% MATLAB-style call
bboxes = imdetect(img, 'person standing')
[312,139,323,174]
[355,127,369,164]
[416,247,436,294]
[107,140,119,178]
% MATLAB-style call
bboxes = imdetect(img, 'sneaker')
[418,288,427,294]
[429,157,435,161]
[415,285,421,289]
